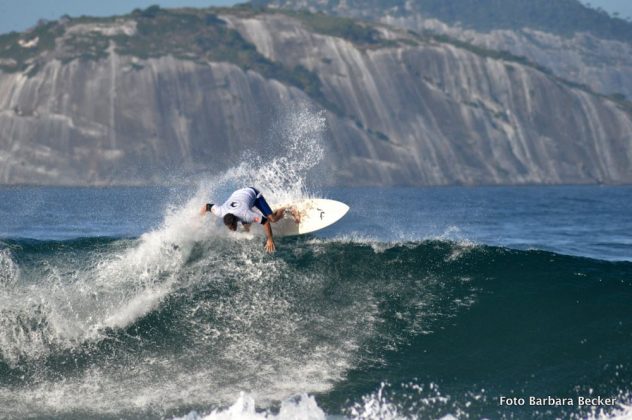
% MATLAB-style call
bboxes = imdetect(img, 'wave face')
[0,235,631,418]
[0,235,474,416]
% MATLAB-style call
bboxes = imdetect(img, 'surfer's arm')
[263,221,276,253]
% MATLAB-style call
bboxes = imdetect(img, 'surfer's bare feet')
[290,207,301,224]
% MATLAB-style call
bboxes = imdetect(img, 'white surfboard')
[266,198,349,237]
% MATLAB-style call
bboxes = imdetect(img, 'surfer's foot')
[269,208,286,223]
[290,207,301,224]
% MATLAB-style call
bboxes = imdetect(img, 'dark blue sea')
[0,183,631,420]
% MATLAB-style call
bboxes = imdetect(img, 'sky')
[581,0,632,18]
[0,0,631,35]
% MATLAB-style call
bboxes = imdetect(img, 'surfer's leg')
[252,191,299,223]
[266,207,300,223]
[253,194,278,221]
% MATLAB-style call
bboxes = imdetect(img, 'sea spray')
[0,108,369,416]
[0,107,328,367]
[198,107,327,209]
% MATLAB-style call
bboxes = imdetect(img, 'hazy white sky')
[1,0,631,35]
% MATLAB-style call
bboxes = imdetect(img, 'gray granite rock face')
[0,56,310,185]
[0,11,631,186]
[384,17,632,100]
[226,13,632,185]
[266,0,632,99]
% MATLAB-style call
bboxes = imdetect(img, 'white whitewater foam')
[581,392,632,420]
[607,404,632,420]
[0,248,19,288]
[176,393,325,420]
[345,381,492,420]
[347,383,408,420]
[0,195,212,365]
[175,385,632,420]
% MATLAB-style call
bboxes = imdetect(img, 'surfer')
[200,187,299,253]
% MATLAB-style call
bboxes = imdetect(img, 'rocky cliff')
[262,0,632,99]
[0,6,630,186]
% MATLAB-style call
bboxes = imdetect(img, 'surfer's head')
[223,214,239,231]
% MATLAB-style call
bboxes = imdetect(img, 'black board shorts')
[249,187,273,217]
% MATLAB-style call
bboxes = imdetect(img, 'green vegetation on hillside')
[424,30,632,113]
[2,3,629,117]
[259,0,632,42]
[279,10,387,46]
[0,5,339,112]
[416,0,632,41]
[428,32,552,75]
[64,32,110,62]
[0,21,64,72]
[112,6,339,112]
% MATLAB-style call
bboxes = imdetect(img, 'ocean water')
[0,111,631,419]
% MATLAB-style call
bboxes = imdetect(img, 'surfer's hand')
[199,205,208,216]
[265,239,276,253]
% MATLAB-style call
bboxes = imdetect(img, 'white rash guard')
[211,188,267,224]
